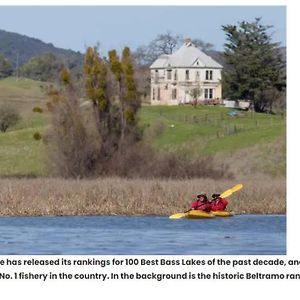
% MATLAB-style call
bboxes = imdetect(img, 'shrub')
[33,132,42,140]
[0,105,21,132]
[45,70,101,178]
[0,53,13,79]
[104,144,233,180]
[32,106,43,113]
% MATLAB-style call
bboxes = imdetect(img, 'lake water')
[0,215,285,255]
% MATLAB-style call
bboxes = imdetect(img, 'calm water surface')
[0,215,285,255]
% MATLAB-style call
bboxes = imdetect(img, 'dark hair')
[197,194,208,202]
[212,193,221,198]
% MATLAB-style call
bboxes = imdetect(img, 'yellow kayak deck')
[185,210,215,219]
[169,210,233,219]
[211,210,233,217]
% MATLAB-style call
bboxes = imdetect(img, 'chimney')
[184,38,192,46]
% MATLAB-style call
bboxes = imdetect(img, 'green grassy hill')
[140,106,286,177]
[140,106,285,155]
[0,77,48,117]
[0,119,47,177]
[0,77,48,176]
[0,77,286,177]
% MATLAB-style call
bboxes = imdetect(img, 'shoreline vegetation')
[0,177,285,216]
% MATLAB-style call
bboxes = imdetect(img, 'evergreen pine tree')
[0,53,13,78]
[84,47,110,135]
[121,47,140,135]
[222,18,285,112]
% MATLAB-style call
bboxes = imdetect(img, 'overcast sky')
[0,6,286,54]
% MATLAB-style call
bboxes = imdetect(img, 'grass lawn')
[139,105,285,156]
[0,115,47,177]
[0,77,49,176]
[0,77,48,118]
[0,77,47,98]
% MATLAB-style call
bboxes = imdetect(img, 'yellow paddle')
[169,212,186,219]
[220,183,243,198]
[169,184,243,219]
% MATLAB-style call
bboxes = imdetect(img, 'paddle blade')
[220,183,243,198]
[169,213,186,219]
[220,190,233,198]
[231,184,243,193]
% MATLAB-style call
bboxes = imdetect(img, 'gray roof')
[150,42,223,69]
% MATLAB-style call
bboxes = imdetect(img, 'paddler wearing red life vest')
[190,194,211,212]
[210,193,228,211]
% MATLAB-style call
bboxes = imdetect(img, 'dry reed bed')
[0,176,286,216]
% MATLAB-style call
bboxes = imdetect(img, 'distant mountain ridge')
[0,29,83,70]
[0,28,286,73]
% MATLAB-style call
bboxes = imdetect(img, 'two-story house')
[150,39,223,105]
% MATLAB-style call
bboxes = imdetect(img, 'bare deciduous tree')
[188,86,202,107]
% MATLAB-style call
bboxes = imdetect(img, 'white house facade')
[150,39,223,105]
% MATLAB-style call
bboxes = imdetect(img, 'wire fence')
[156,110,285,138]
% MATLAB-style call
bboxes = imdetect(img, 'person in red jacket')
[210,193,228,211]
[190,194,211,212]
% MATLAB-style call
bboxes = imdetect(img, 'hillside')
[0,29,83,71]
[0,77,49,117]
[140,106,285,178]
[0,76,286,178]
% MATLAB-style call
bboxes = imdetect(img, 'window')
[172,88,177,99]
[174,70,177,81]
[195,71,200,81]
[185,70,190,80]
[204,88,213,99]
[152,88,155,100]
[155,70,159,82]
[206,70,213,80]
[167,69,172,80]
[157,87,161,101]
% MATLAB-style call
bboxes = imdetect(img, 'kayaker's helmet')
[212,193,221,199]
[197,194,208,202]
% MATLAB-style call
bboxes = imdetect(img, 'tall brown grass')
[0,176,285,216]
